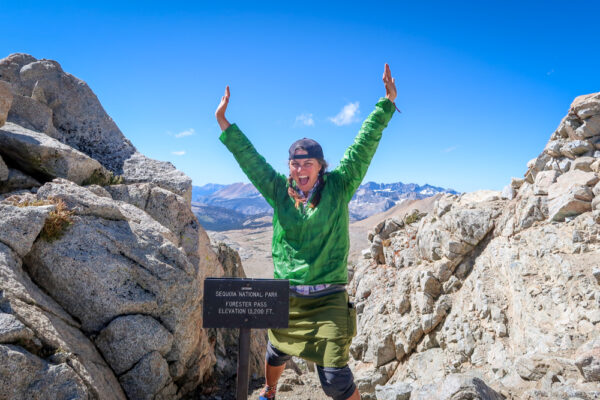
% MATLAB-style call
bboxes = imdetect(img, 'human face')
[289,149,321,194]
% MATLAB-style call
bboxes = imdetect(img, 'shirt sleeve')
[219,123,286,207]
[334,97,395,202]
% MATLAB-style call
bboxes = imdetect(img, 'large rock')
[375,382,412,400]
[121,152,192,203]
[0,344,89,399]
[417,194,499,264]
[95,314,173,375]
[36,179,125,221]
[412,375,504,400]
[0,80,12,127]
[7,93,60,138]
[0,53,192,201]
[533,170,559,195]
[0,203,53,257]
[0,53,135,171]
[547,170,598,221]
[118,351,172,400]
[22,179,220,397]
[0,242,126,399]
[0,122,110,185]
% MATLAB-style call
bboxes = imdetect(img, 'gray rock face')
[95,314,173,375]
[119,351,172,400]
[0,168,40,195]
[122,152,192,203]
[0,122,110,185]
[0,53,135,172]
[36,179,125,220]
[0,242,127,399]
[0,80,12,127]
[0,344,89,400]
[0,203,52,257]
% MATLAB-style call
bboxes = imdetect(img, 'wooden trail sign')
[203,278,289,400]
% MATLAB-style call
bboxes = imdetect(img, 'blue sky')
[2,1,599,192]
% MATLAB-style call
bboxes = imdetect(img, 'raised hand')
[382,64,397,103]
[215,86,231,131]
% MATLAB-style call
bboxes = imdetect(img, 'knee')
[265,341,291,367]
[317,365,356,400]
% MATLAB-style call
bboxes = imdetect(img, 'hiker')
[215,64,398,400]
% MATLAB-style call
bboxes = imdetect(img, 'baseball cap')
[288,138,324,160]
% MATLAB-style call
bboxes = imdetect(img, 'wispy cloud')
[175,128,195,138]
[329,102,360,126]
[546,69,555,76]
[172,151,186,156]
[442,146,459,153]
[295,113,315,127]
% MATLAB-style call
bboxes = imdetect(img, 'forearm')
[217,116,231,132]
[336,97,395,200]
[219,124,284,205]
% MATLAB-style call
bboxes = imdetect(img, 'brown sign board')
[203,278,289,329]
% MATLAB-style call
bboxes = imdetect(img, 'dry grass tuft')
[5,196,75,241]
[41,199,74,242]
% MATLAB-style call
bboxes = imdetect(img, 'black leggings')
[265,341,357,400]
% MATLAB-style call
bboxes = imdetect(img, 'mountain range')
[192,181,458,230]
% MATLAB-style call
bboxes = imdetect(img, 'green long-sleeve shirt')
[220,97,395,285]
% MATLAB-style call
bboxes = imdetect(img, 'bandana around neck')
[293,176,322,203]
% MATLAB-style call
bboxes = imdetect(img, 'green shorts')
[268,290,357,368]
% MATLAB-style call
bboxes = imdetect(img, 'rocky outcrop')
[0,122,110,185]
[347,94,600,400]
[0,53,226,399]
[0,53,191,202]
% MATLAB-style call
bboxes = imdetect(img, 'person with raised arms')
[215,64,398,400]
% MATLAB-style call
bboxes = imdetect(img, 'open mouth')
[299,176,309,186]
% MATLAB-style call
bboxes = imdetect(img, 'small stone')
[495,323,508,337]
[559,158,572,173]
[561,140,595,159]
[443,276,461,293]
[592,267,600,285]
[0,155,8,181]
[534,170,559,195]
[575,347,600,382]
[515,355,551,381]
[375,382,412,400]
[420,272,442,298]
[573,156,595,172]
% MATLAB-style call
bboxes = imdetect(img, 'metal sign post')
[203,278,289,400]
